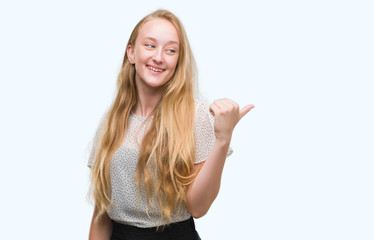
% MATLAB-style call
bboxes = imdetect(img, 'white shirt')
[88,99,232,228]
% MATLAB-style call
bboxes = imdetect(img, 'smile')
[147,65,165,72]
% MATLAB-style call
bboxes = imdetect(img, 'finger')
[222,98,238,107]
[209,103,221,117]
[239,104,255,120]
[222,99,239,112]
[216,98,239,109]
[213,99,226,109]
[215,99,238,115]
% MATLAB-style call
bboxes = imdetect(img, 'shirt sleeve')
[194,100,233,164]
[87,115,107,168]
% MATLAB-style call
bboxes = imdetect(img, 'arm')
[186,99,254,218]
[88,206,113,240]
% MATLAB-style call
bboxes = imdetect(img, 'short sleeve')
[87,115,107,168]
[194,100,233,164]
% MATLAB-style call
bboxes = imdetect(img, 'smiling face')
[127,18,180,93]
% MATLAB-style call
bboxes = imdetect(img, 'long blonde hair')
[90,9,198,223]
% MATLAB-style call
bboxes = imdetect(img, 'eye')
[166,49,176,54]
[145,44,155,48]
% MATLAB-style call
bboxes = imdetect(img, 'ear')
[127,44,135,64]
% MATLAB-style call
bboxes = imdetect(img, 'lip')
[146,64,165,73]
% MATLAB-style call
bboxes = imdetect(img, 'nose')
[152,48,163,63]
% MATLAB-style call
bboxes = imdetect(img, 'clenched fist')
[209,98,254,143]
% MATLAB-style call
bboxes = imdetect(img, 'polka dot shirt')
[88,100,232,228]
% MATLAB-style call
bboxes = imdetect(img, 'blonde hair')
[90,9,198,223]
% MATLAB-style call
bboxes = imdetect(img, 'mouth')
[147,65,165,73]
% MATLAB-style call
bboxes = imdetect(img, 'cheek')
[168,57,179,73]
[134,47,149,61]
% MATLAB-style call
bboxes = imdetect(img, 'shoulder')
[194,98,214,124]
[87,113,108,168]
[194,99,212,117]
[194,98,210,107]
[193,98,214,130]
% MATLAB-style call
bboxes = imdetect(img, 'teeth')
[148,66,163,72]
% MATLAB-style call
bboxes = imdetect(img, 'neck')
[133,82,165,117]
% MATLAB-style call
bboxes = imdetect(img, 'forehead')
[137,18,180,44]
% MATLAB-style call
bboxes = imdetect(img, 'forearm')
[186,138,231,218]
[89,206,113,240]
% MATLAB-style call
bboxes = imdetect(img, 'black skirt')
[110,217,201,240]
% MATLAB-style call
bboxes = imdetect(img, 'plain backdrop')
[0,0,373,239]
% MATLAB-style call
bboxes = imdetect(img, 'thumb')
[239,104,255,120]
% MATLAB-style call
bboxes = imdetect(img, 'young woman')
[88,9,254,240]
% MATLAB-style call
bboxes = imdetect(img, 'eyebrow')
[144,37,179,45]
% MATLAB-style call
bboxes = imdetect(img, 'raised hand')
[209,98,255,143]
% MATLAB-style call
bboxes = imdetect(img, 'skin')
[186,99,254,218]
[89,18,181,240]
[89,206,112,240]
[89,17,255,239]
[127,18,180,117]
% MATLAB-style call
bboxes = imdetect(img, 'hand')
[209,98,254,142]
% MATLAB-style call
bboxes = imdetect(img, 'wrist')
[214,137,231,148]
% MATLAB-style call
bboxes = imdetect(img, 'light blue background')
[0,0,373,239]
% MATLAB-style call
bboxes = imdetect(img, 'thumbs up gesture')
[209,98,255,143]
